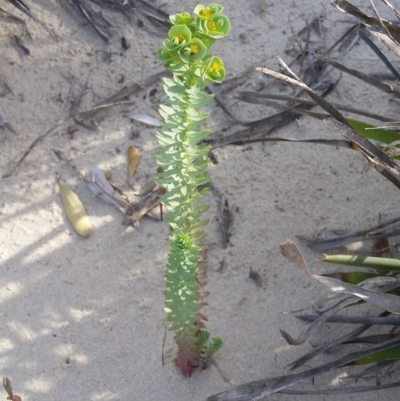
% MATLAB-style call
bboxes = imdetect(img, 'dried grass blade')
[206,109,304,148]
[370,30,400,59]
[347,360,394,380]
[205,86,239,122]
[132,0,170,26]
[321,57,400,97]
[333,0,400,43]
[96,70,167,107]
[211,66,336,148]
[256,61,350,127]
[68,0,111,42]
[298,314,400,325]
[359,27,400,79]
[73,100,133,130]
[288,312,389,370]
[280,241,400,313]
[2,119,68,179]
[280,297,359,346]
[324,22,361,56]
[0,6,31,38]
[2,71,168,179]
[5,0,56,39]
[208,336,400,400]
[380,0,400,22]
[225,137,351,148]
[230,91,396,122]
[325,119,400,190]
[277,380,400,395]
[308,221,400,250]
[344,334,399,344]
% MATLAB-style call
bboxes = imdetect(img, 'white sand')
[1,0,399,400]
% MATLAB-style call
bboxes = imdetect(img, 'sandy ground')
[1,0,400,400]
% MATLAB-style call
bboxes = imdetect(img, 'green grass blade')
[353,344,400,365]
[347,118,400,145]
[324,271,383,285]
[322,255,400,273]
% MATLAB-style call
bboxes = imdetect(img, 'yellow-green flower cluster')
[157,3,230,84]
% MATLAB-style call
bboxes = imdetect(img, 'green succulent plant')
[155,4,230,376]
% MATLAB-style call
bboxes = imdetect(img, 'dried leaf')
[130,114,162,127]
[279,240,308,273]
[84,167,131,212]
[127,146,140,176]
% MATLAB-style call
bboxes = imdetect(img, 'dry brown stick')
[124,187,161,225]
[2,71,167,179]
[2,100,131,178]
[97,70,168,107]
[73,100,134,130]
[2,119,69,179]
[68,0,111,42]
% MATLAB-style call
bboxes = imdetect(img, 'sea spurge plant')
[155,4,230,375]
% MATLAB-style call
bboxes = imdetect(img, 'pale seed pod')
[58,179,93,237]
[127,146,140,176]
